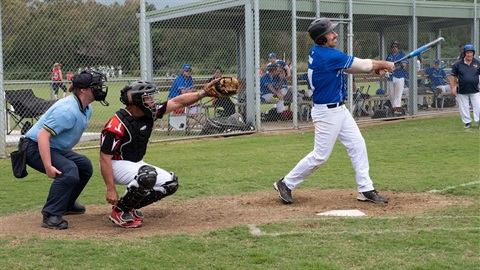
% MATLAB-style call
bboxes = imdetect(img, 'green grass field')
[0,115,479,269]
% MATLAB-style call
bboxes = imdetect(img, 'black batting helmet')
[307,17,338,45]
[120,81,158,118]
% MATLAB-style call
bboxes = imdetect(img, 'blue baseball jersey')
[451,58,480,94]
[267,60,288,87]
[386,51,407,80]
[25,94,92,151]
[424,67,448,88]
[260,73,281,101]
[308,45,354,104]
[168,75,194,99]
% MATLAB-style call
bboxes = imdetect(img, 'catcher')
[100,78,237,228]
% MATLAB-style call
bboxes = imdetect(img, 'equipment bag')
[200,113,254,135]
[10,137,30,178]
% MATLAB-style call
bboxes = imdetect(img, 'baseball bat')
[393,37,445,64]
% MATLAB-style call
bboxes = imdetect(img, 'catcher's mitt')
[205,77,239,98]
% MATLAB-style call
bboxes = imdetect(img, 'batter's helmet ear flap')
[317,36,327,45]
[307,17,338,45]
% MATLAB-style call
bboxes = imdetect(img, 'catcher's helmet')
[307,18,338,45]
[120,81,158,118]
[464,45,475,54]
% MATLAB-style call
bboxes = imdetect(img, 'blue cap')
[433,59,440,63]
[267,63,278,72]
[182,64,192,71]
[268,53,277,59]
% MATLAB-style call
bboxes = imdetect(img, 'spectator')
[52,63,68,99]
[168,64,200,114]
[424,59,451,93]
[207,67,236,117]
[67,70,74,82]
[24,71,109,230]
[168,64,194,99]
[100,80,217,228]
[386,41,408,115]
[260,63,288,114]
[458,43,466,60]
[449,45,480,128]
[266,52,292,91]
[402,61,428,109]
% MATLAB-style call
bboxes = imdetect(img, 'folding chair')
[167,102,206,135]
[5,89,57,135]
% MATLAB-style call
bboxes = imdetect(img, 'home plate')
[316,209,366,217]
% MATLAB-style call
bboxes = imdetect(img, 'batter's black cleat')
[357,190,388,204]
[274,178,293,204]
[42,213,68,230]
[65,201,86,215]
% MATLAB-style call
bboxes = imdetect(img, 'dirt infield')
[0,189,472,240]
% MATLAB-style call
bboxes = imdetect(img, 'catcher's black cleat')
[41,213,68,230]
[65,201,86,215]
[274,178,293,204]
[357,190,388,204]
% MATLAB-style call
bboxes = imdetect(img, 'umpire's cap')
[464,45,475,54]
[307,18,338,44]
[73,71,106,89]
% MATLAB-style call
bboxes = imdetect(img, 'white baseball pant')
[456,92,480,124]
[262,88,289,113]
[283,104,375,193]
[388,77,405,107]
[111,160,174,193]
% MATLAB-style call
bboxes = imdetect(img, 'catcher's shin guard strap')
[135,172,179,209]
[117,181,149,211]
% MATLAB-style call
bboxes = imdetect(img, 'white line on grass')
[248,224,479,236]
[427,180,480,193]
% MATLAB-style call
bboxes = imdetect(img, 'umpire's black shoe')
[65,201,86,215]
[41,213,68,230]
[274,178,293,204]
[357,190,388,204]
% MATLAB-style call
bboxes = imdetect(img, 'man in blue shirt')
[449,45,480,128]
[260,63,288,113]
[424,59,451,93]
[386,41,408,114]
[168,64,201,114]
[274,18,393,205]
[168,64,194,99]
[25,71,109,229]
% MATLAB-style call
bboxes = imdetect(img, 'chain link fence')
[1,0,478,156]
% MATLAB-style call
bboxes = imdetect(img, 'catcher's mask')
[120,81,159,118]
[307,17,338,45]
[73,71,109,106]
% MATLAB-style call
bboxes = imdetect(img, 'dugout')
[140,0,479,129]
